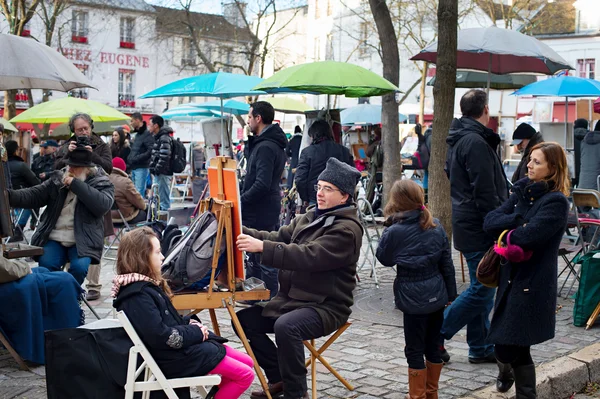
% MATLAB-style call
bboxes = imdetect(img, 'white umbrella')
[0,33,96,91]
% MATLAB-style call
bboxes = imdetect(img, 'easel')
[170,156,273,399]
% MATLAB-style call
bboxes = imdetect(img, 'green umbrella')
[10,97,130,124]
[264,96,314,113]
[0,117,18,132]
[253,61,399,97]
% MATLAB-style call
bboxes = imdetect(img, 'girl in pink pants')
[208,345,254,398]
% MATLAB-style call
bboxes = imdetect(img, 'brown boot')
[425,361,443,399]
[405,368,427,399]
[250,381,284,398]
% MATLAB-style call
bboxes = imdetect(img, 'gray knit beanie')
[317,157,361,195]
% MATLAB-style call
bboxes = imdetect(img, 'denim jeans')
[153,174,172,211]
[441,250,495,358]
[246,252,278,299]
[38,240,91,285]
[131,168,150,199]
[16,208,32,227]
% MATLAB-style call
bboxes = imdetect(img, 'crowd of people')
[0,92,579,399]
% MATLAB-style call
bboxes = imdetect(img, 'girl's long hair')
[116,227,171,295]
[384,179,436,230]
[530,142,570,196]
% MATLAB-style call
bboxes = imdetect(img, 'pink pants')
[208,345,254,399]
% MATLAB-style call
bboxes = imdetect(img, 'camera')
[76,136,91,148]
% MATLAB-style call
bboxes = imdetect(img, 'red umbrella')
[594,97,600,114]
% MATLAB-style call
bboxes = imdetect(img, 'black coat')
[483,178,569,346]
[445,117,508,252]
[511,132,544,183]
[578,130,600,190]
[55,133,113,174]
[241,124,287,230]
[113,281,226,379]
[8,168,114,263]
[129,122,155,170]
[150,127,173,176]
[376,211,457,315]
[286,133,303,169]
[7,155,40,189]
[31,153,55,182]
[295,140,354,203]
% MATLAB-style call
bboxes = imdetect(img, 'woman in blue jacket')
[484,142,570,398]
[376,180,457,399]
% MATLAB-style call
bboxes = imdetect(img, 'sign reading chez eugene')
[61,48,150,68]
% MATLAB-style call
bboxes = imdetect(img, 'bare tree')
[477,0,574,34]
[428,0,457,236]
[368,0,401,204]
[0,0,42,119]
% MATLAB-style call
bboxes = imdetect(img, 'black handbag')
[476,230,508,288]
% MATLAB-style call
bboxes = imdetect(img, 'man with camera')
[54,113,113,174]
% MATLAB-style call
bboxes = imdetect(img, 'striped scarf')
[111,273,159,298]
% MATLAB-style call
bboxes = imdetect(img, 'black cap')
[65,147,94,167]
[511,123,537,146]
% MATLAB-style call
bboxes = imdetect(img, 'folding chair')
[0,329,29,371]
[170,173,192,203]
[356,197,383,288]
[303,322,354,399]
[103,205,133,260]
[116,311,221,399]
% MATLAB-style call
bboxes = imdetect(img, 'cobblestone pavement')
[1,229,599,399]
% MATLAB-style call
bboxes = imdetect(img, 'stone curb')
[460,343,600,399]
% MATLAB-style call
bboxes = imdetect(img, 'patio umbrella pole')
[486,53,492,99]
[565,96,568,148]
[220,97,225,156]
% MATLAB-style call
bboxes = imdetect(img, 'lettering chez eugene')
[60,48,150,68]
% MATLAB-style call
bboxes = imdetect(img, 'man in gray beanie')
[235,157,363,399]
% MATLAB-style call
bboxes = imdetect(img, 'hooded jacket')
[31,153,56,182]
[109,168,146,222]
[578,130,600,190]
[376,211,457,315]
[445,117,508,252]
[241,124,288,230]
[8,167,114,263]
[54,133,113,174]
[295,139,354,203]
[7,155,40,190]
[511,132,544,183]
[113,281,226,379]
[484,178,569,346]
[128,122,155,170]
[243,204,363,335]
[150,127,174,176]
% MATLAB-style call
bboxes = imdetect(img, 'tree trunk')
[419,62,428,125]
[368,0,401,205]
[428,0,457,238]
[3,90,17,121]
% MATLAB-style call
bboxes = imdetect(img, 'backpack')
[161,211,225,291]
[170,137,187,173]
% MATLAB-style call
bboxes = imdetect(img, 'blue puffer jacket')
[376,210,457,315]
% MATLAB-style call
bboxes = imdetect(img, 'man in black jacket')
[32,140,59,182]
[510,123,544,183]
[442,89,508,364]
[285,125,303,189]
[148,115,173,211]
[128,112,155,198]
[242,101,287,299]
[6,140,40,241]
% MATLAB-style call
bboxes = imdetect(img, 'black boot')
[513,364,536,398]
[496,361,514,393]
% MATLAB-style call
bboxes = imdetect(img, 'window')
[120,17,135,49]
[359,22,369,57]
[218,47,233,72]
[427,65,436,78]
[325,34,334,60]
[21,22,31,37]
[70,64,89,99]
[315,0,321,19]
[577,58,595,79]
[314,37,320,61]
[118,69,135,108]
[71,10,89,43]
[15,90,29,103]
[181,38,197,66]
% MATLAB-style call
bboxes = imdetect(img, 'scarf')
[111,273,159,298]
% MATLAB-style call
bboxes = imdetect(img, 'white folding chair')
[116,311,221,399]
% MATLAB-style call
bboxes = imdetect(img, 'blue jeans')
[17,208,32,226]
[153,174,172,211]
[441,250,495,358]
[38,240,91,285]
[246,252,279,299]
[131,168,150,199]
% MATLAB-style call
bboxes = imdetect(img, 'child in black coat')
[112,227,254,399]
[376,180,457,399]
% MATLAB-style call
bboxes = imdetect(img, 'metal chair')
[102,205,133,260]
[356,197,383,288]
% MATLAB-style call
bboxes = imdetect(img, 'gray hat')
[317,157,361,195]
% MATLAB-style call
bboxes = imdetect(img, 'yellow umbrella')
[0,117,18,132]
[264,96,314,114]
[10,97,129,124]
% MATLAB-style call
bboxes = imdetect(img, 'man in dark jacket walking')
[285,125,303,189]
[577,120,600,190]
[442,89,508,364]
[148,115,173,211]
[241,101,287,299]
[295,120,354,206]
[128,112,155,198]
[236,158,363,399]
[510,123,544,183]
[5,140,40,241]
[573,118,589,187]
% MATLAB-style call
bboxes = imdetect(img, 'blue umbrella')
[512,76,600,145]
[162,106,221,120]
[188,99,249,116]
[340,104,407,126]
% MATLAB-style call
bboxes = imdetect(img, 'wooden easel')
[171,156,273,399]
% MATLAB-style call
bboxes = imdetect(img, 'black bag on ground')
[161,211,225,291]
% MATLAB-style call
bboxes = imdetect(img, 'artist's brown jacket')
[244,205,363,335]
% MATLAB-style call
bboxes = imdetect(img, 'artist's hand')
[62,174,74,187]
[236,234,264,253]
[68,142,77,152]
[39,172,46,179]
